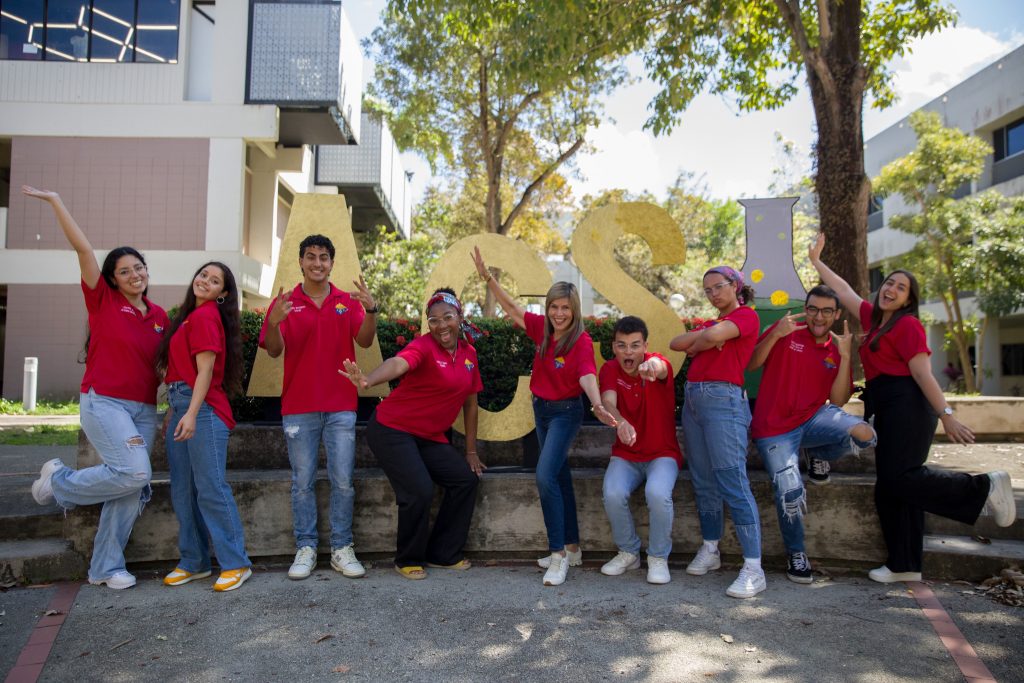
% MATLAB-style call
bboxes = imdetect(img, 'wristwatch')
[366,305,380,314]
[942,406,954,416]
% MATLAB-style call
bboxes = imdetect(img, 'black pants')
[866,375,990,572]
[366,416,479,568]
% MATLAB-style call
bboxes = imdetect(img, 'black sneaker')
[787,552,814,584]
[808,458,831,485]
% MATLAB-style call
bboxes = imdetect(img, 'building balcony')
[246,0,362,146]
[315,113,412,238]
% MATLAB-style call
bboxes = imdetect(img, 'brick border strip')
[5,582,81,683]
[906,581,997,683]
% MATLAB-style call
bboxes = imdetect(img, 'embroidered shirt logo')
[436,360,448,369]
[334,302,348,315]
[822,355,837,370]
[464,358,475,372]
[120,305,137,316]
[153,323,164,334]
[553,356,566,369]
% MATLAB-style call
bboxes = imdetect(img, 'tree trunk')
[974,314,989,395]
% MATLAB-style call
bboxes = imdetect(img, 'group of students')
[28,183,1017,598]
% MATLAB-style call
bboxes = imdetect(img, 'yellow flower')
[770,290,790,306]
[750,269,764,283]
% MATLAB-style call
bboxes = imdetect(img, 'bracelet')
[366,305,380,314]
[466,450,477,455]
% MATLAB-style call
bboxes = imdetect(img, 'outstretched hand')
[774,311,807,338]
[22,185,60,202]
[592,403,617,428]
[809,232,825,263]
[471,246,490,281]
[349,275,376,311]
[267,287,294,326]
[339,359,369,390]
[830,319,853,358]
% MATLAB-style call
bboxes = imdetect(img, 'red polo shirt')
[374,335,483,442]
[521,312,597,401]
[685,305,759,386]
[165,301,235,430]
[80,279,168,405]
[858,301,930,381]
[258,283,366,415]
[751,324,850,439]
[599,352,682,465]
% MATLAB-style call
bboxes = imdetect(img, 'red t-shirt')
[374,335,484,442]
[80,280,168,405]
[165,301,235,430]
[751,325,850,439]
[858,301,930,381]
[685,306,759,386]
[522,312,597,401]
[599,352,682,465]
[258,283,366,415]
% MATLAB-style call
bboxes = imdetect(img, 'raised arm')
[828,319,854,406]
[349,275,379,349]
[808,233,863,313]
[472,246,526,328]
[22,186,100,288]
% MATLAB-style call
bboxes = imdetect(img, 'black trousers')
[866,375,990,572]
[366,416,479,568]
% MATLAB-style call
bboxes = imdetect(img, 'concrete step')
[0,538,86,586]
[0,447,77,542]
[923,534,1024,581]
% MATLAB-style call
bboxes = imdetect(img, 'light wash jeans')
[754,404,876,554]
[533,397,584,552]
[602,456,680,558]
[282,411,357,550]
[681,381,761,559]
[166,382,250,572]
[51,388,157,582]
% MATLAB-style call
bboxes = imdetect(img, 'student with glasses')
[471,247,615,587]
[670,266,764,598]
[747,285,876,584]
[341,288,485,580]
[809,233,1015,583]
[26,185,169,591]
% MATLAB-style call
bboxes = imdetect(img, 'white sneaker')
[982,471,1017,527]
[726,566,766,598]
[330,545,366,578]
[537,547,582,568]
[868,565,922,583]
[542,553,569,586]
[89,571,136,590]
[686,545,721,575]
[31,458,65,505]
[600,551,640,576]
[287,546,318,580]
[646,556,671,585]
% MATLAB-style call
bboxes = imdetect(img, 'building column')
[205,138,246,252]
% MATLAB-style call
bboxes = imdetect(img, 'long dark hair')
[156,261,243,398]
[867,269,920,351]
[80,247,149,363]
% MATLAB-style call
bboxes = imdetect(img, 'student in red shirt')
[259,234,378,581]
[748,285,876,584]
[598,316,682,585]
[809,233,1015,582]
[472,248,614,587]
[341,289,484,580]
[26,186,168,591]
[157,262,252,592]
[670,266,765,598]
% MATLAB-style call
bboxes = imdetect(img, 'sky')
[343,0,1024,205]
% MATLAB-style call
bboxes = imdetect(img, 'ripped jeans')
[754,404,876,554]
[51,389,157,582]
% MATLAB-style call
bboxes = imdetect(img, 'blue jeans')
[166,382,250,572]
[51,389,157,582]
[533,397,584,551]
[754,404,876,554]
[603,456,679,558]
[282,411,357,550]
[681,381,761,559]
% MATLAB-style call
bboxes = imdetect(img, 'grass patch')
[0,398,80,415]
[0,425,80,446]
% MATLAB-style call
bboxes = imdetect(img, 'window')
[0,0,179,63]
[1003,343,1024,376]
[868,267,884,293]
[867,195,882,215]
[994,117,1024,161]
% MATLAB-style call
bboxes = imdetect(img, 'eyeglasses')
[115,264,148,278]
[703,281,732,297]
[805,305,836,317]
[427,313,458,327]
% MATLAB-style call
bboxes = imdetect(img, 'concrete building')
[0,0,411,399]
[864,44,1024,396]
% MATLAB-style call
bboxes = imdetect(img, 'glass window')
[135,0,179,63]
[0,0,44,60]
[90,0,136,62]
[45,0,90,61]
[1007,119,1024,159]
[1003,343,1024,376]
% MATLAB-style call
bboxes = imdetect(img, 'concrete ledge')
[0,539,85,585]
[844,396,1024,439]
[923,535,1024,581]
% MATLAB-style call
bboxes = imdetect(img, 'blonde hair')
[540,281,585,359]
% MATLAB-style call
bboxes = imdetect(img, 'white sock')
[702,539,720,553]
[743,557,762,571]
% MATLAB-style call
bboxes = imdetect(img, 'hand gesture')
[471,246,491,281]
[638,359,659,382]
[830,319,853,358]
[339,359,369,390]
[349,275,376,311]
[809,232,825,264]
[267,287,294,326]
[774,311,807,338]
[941,414,975,446]
[592,403,617,428]
[466,451,487,477]
[21,185,60,202]
[173,411,197,442]
[616,419,637,447]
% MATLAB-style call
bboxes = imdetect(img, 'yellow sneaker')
[213,567,252,592]
[163,567,212,586]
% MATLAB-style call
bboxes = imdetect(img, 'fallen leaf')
[44,609,62,616]
[332,665,350,674]
[155,635,168,641]
[314,634,334,644]
[720,634,734,643]
[745,646,757,652]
